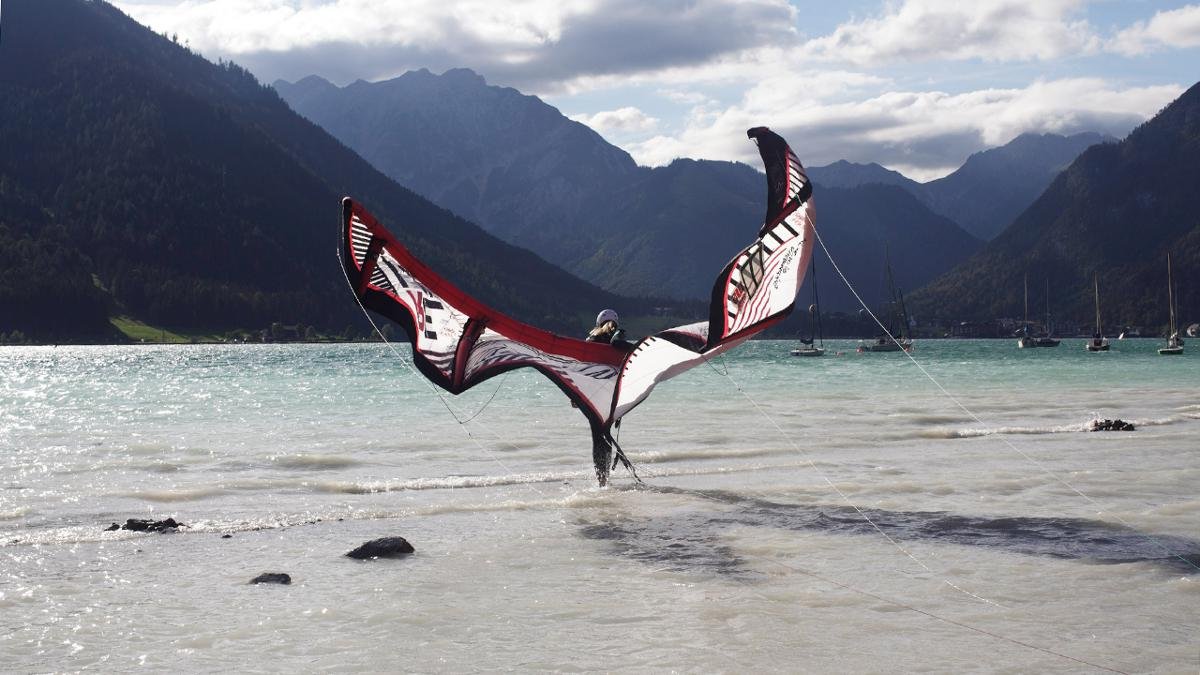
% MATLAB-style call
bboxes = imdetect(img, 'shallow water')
[1,340,1198,672]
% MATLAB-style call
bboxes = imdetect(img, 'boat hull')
[858,341,910,353]
[790,347,825,357]
[1018,337,1059,348]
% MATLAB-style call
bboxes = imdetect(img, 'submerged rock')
[105,517,185,532]
[345,536,415,559]
[250,573,292,585]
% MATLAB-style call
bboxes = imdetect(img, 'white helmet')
[595,309,619,326]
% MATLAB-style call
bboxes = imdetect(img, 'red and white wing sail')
[341,199,628,431]
[340,126,814,436]
[613,127,815,420]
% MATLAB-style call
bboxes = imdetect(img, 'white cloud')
[1107,4,1200,56]
[657,88,713,106]
[112,0,797,90]
[804,0,1101,65]
[570,107,659,134]
[111,0,1193,180]
[116,0,591,54]
[626,78,1182,180]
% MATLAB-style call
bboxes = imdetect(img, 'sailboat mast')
[811,253,823,347]
[884,249,900,336]
[1094,273,1102,336]
[1167,253,1177,335]
[1023,273,1029,327]
[1044,277,1051,335]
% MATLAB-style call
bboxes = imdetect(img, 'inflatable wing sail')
[340,126,815,485]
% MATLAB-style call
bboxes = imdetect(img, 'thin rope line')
[635,446,1128,673]
[455,371,510,423]
[340,234,1127,674]
[671,359,1132,674]
[697,351,1004,608]
[812,226,1200,574]
[757,552,1128,674]
[337,230,566,499]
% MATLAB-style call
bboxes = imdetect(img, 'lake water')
[2,339,1198,672]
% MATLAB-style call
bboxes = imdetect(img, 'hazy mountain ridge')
[806,160,923,191]
[909,82,1200,329]
[274,70,641,253]
[921,132,1116,241]
[277,69,984,310]
[808,132,1114,241]
[568,160,982,309]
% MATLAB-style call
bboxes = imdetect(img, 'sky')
[111,0,1200,180]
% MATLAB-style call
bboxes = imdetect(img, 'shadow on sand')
[578,485,1200,576]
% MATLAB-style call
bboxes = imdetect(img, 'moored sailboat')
[1033,278,1060,347]
[1159,253,1184,355]
[1017,274,1035,348]
[1085,274,1109,352]
[858,254,912,353]
[791,253,825,357]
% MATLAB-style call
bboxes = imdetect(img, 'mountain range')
[0,0,641,342]
[278,71,1005,311]
[276,71,1118,314]
[909,81,1200,330]
[274,70,641,254]
[808,132,1114,242]
[4,0,1194,343]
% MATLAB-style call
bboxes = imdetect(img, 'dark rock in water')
[250,573,291,585]
[221,534,233,539]
[125,517,183,531]
[106,517,185,532]
[345,536,414,559]
[1091,418,1136,432]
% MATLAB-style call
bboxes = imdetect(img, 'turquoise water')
[1,340,1197,671]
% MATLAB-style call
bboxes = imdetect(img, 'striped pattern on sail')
[348,213,467,377]
[724,215,807,335]
[714,127,814,341]
[785,146,804,209]
[349,215,395,293]
[725,244,766,320]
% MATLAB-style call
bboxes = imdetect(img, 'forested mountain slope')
[0,0,637,341]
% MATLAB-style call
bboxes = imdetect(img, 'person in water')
[586,309,634,350]
[583,309,637,485]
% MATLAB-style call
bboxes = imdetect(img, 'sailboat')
[1017,274,1036,348]
[791,253,825,357]
[1085,273,1109,352]
[858,253,912,352]
[1159,253,1184,355]
[1033,278,1060,347]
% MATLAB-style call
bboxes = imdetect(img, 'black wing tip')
[746,126,770,139]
